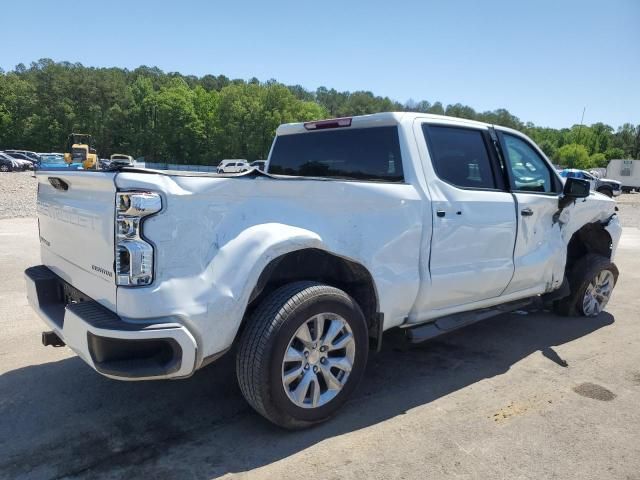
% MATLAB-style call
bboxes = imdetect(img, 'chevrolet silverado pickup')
[26,112,622,429]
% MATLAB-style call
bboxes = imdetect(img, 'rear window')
[268,126,404,182]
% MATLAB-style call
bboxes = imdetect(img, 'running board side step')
[405,298,534,344]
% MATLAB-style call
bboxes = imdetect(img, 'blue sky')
[1,0,638,129]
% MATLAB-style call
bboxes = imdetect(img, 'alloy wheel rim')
[582,270,614,317]
[281,313,355,409]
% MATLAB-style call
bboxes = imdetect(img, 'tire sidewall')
[575,264,618,316]
[266,293,368,424]
[569,255,618,317]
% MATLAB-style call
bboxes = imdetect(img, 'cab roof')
[276,112,500,136]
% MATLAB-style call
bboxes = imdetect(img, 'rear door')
[497,131,566,296]
[415,121,518,311]
[37,171,118,310]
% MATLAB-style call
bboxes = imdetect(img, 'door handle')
[436,210,446,218]
[521,207,534,217]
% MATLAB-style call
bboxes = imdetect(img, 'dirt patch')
[573,383,616,401]
[491,401,531,422]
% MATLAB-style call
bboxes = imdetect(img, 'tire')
[554,254,619,317]
[0,164,11,172]
[236,281,369,429]
[597,187,613,197]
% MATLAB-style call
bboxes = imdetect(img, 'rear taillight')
[115,192,161,286]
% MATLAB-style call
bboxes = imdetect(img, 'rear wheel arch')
[245,248,379,334]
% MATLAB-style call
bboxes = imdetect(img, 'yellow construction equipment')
[64,133,98,169]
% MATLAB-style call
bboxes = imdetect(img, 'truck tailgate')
[36,171,118,310]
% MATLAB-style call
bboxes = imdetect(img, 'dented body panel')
[114,172,424,362]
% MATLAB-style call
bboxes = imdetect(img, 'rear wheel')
[236,281,369,429]
[0,164,10,172]
[554,254,618,316]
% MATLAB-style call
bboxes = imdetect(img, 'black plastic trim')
[87,333,182,378]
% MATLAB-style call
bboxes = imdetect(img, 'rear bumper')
[24,265,197,381]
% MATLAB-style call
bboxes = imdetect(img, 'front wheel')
[597,187,613,197]
[236,281,369,429]
[554,254,619,317]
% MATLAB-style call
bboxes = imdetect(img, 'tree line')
[1,58,638,168]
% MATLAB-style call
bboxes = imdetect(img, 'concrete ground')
[1,217,639,480]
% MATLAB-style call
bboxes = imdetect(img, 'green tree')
[556,144,592,169]
[589,152,608,168]
[604,147,625,160]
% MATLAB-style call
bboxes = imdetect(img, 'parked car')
[1,152,32,170]
[4,150,41,166]
[4,151,38,168]
[217,159,250,173]
[559,168,621,197]
[0,153,19,172]
[250,160,266,171]
[26,112,621,429]
[110,154,134,166]
[39,154,81,170]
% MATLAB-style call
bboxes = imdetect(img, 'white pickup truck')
[26,112,621,429]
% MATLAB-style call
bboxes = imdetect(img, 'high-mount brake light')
[303,117,352,130]
[115,192,161,286]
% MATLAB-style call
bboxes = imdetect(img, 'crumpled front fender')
[605,214,622,261]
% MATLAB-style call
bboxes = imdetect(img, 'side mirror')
[563,177,590,198]
[559,177,590,209]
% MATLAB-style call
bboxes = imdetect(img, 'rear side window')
[422,125,497,189]
[268,126,404,182]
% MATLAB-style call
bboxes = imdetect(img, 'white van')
[606,159,640,192]
[217,159,250,173]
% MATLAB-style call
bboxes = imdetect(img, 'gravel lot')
[0,172,37,219]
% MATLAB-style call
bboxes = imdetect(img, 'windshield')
[72,148,86,163]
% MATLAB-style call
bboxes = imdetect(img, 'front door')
[416,122,518,311]
[497,131,566,296]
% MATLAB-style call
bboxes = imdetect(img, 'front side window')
[502,134,555,193]
[422,125,497,189]
[269,126,404,182]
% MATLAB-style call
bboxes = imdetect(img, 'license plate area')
[63,282,90,306]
